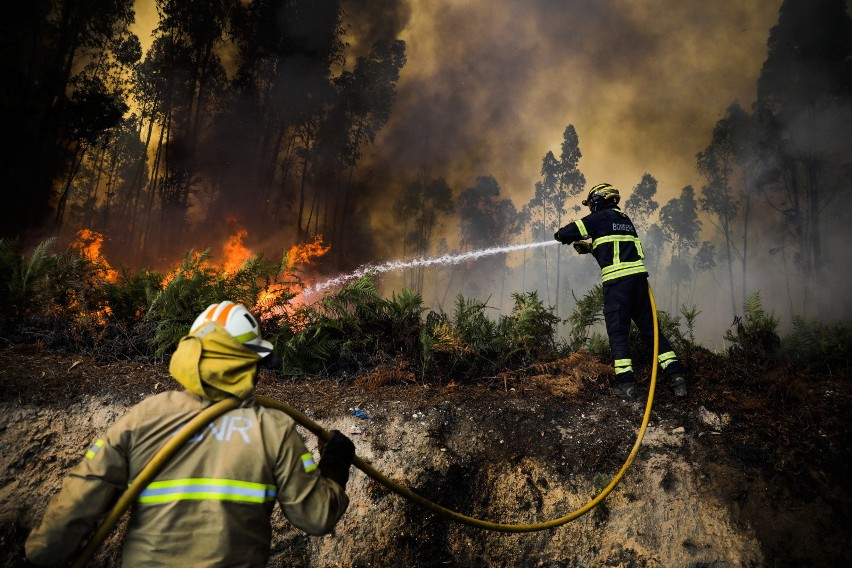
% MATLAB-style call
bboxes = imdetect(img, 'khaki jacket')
[27,324,349,567]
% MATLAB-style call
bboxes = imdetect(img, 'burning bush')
[0,230,328,360]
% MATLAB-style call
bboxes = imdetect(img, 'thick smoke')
[351,0,802,341]
[125,1,851,339]
[341,0,412,60]
[366,0,782,215]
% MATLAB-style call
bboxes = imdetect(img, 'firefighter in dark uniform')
[555,183,687,400]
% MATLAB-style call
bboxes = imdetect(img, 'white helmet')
[190,301,274,357]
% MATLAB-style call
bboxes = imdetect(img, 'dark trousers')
[603,275,682,382]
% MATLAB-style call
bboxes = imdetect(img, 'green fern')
[679,305,701,345]
[588,332,609,357]
[22,237,58,296]
[567,284,604,349]
[146,249,225,356]
[724,291,780,360]
[452,294,495,353]
[503,290,559,357]
[782,315,852,371]
[0,237,59,315]
[276,275,388,376]
[278,319,344,377]
[386,288,425,324]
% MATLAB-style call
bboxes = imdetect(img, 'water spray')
[302,240,559,297]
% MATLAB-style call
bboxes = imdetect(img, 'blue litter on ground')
[350,408,370,420]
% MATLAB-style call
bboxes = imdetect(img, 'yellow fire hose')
[73,286,660,564]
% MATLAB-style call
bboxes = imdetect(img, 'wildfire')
[287,235,331,269]
[66,226,331,331]
[222,228,251,273]
[257,235,331,317]
[68,229,118,325]
[72,229,118,283]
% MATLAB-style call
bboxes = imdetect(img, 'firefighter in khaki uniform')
[555,183,688,401]
[24,301,354,567]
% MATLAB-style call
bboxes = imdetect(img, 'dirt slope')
[1,343,850,567]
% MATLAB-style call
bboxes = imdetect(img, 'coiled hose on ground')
[72,285,660,566]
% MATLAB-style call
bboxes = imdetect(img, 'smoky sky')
[130,0,786,237]
[360,0,784,242]
[123,0,851,329]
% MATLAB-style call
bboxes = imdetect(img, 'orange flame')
[67,229,117,325]
[160,250,206,288]
[287,235,330,269]
[66,226,333,331]
[253,236,331,328]
[222,228,251,273]
[72,229,118,283]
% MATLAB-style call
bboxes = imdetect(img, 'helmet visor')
[245,338,274,357]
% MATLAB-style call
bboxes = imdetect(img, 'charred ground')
[1,342,851,566]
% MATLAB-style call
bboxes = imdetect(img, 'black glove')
[319,430,355,489]
[573,241,592,254]
[259,352,281,370]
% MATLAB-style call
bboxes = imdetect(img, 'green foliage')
[419,294,499,381]
[451,294,497,354]
[386,288,427,358]
[724,291,780,360]
[587,332,609,358]
[146,250,287,357]
[657,310,686,350]
[146,250,226,357]
[276,277,428,377]
[673,304,702,363]
[103,268,163,325]
[420,291,561,381]
[626,308,685,365]
[567,284,604,349]
[0,238,55,316]
[679,305,701,345]
[781,316,852,372]
[11,230,844,386]
[276,307,345,377]
[503,291,559,358]
[0,237,111,332]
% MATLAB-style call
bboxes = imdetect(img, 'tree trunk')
[54,142,88,227]
[741,194,751,306]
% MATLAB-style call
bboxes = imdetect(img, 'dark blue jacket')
[555,207,648,284]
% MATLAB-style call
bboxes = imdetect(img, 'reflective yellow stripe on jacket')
[592,235,647,283]
[137,478,277,504]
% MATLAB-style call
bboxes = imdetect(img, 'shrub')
[275,276,427,377]
[724,291,780,361]
[0,237,116,346]
[567,284,604,349]
[782,315,852,372]
[146,250,287,357]
[0,238,57,320]
[500,291,560,364]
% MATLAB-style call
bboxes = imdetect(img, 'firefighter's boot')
[614,381,637,401]
[670,373,687,397]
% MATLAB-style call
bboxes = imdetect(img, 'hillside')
[1,342,850,567]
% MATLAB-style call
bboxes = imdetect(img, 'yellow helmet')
[582,183,620,211]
